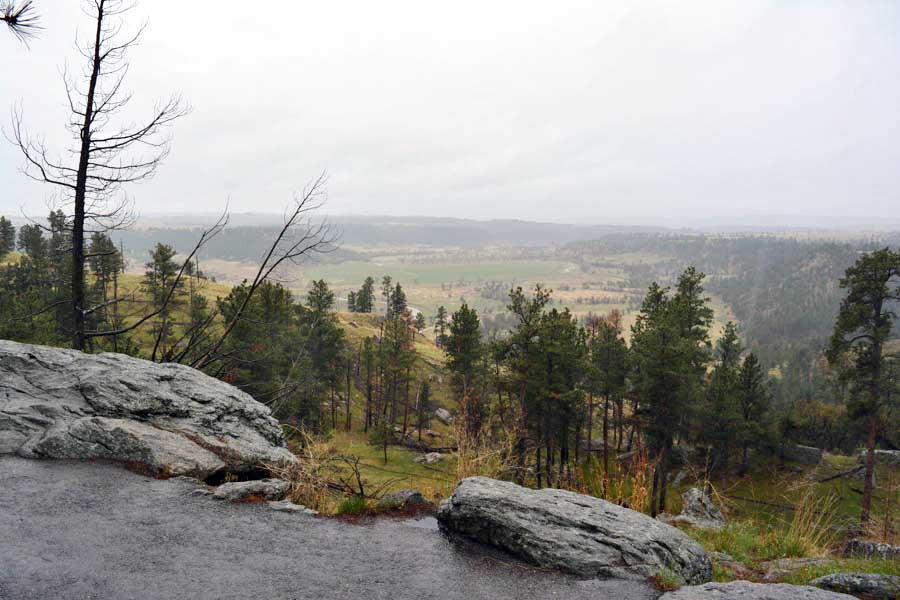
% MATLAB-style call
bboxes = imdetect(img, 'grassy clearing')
[328,430,457,501]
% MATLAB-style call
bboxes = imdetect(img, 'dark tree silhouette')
[9,0,187,350]
[2,1,40,43]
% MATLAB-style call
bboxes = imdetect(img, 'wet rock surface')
[0,340,296,478]
[437,476,712,584]
[0,457,658,600]
[659,581,856,599]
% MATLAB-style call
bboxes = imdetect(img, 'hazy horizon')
[3,1,900,225]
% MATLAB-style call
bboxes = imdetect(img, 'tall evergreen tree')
[586,310,628,485]
[414,311,426,335]
[0,216,15,260]
[445,303,484,433]
[381,275,393,317]
[142,243,183,358]
[433,306,448,348]
[355,276,376,313]
[826,247,900,525]
[631,268,712,516]
[699,321,742,486]
[736,352,771,474]
[303,279,346,430]
[390,282,407,316]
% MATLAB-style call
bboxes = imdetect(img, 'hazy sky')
[2,1,899,226]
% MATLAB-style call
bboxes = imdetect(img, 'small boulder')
[857,449,900,468]
[782,444,824,466]
[761,558,832,582]
[268,500,318,515]
[811,573,900,600]
[660,581,856,599]
[843,539,900,561]
[414,452,444,464]
[437,476,712,584]
[433,408,453,425]
[670,488,726,530]
[376,489,432,511]
[212,478,290,502]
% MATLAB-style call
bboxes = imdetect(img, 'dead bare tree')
[8,0,187,350]
[2,1,40,43]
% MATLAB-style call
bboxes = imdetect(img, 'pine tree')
[446,303,483,434]
[827,247,900,525]
[381,275,392,317]
[86,233,123,344]
[700,321,742,487]
[586,310,628,487]
[304,279,346,431]
[736,352,770,475]
[142,243,184,358]
[347,290,357,312]
[631,268,712,516]
[0,216,15,261]
[433,306,448,348]
[356,276,376,313]
[390,282,407,316]
[414,311,426,335]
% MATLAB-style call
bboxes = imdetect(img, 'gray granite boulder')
[433,407,453,425]
[212,478,290,501]
[377,489,432,510]
[437,476,712,584]
[0,340,296,478]
[811,573,900,600]
[668,488,726,530]
[857,449,900,468]
[660,581,856,599]
[414,452,444,464]
[843,538,900,560]
[783,444,824,466]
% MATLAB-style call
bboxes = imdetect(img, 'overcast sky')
[2,1,899,226]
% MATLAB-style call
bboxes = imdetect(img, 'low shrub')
[336,495,368,516]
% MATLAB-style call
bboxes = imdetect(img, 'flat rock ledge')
[811,573,900,600]
[436,476,712,584]
[0,340,297,479]
[659,581,857,599]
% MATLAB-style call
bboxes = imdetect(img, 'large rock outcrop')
[436,476,712,584]
[0,340,296,478]
[659,581,855,599]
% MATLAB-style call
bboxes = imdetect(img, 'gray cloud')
[2,0,899,226]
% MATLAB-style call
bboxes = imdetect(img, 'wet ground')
[0,457,658,600]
